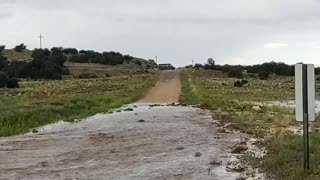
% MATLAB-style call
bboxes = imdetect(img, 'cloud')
[1,0,320,66]
[264,42,288,49]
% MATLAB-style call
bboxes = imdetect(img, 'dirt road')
[0,71,240,180]
[143,70,181,103]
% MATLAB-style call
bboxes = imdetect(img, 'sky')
[1,0,320,67]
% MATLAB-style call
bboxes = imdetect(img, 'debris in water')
[209,159,222,165]
[226,159,245,172]
[194,152,202,157]
[32,129,39,133]
[123,108,134,112]
[176,146,184,150]
[231,145,248,154]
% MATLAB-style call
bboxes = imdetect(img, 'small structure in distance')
[158,64,175,70]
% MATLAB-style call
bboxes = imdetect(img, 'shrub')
[6,78,19,88]
[63,48,78,55]
[241,79,249,86]
[0,54,8,70]
[0,45,5,53]
[228,68,243,78]
[77,73,98,79]
[234,81,242,87]
[14,43,27,52]
[69,55,90,63]
[258,71,270,80]
[0,72,8,88]
[62,68,71,75]
[105,73,112,77]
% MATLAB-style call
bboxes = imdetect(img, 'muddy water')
[0,104,240,180]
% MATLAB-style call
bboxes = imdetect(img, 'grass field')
[3,50,33,61]
[181,69,320,180]
[0,73,158,137]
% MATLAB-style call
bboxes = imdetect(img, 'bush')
[62,68,71,75]
[6,78,19,88]
[0,54,8,70]
[234,81,242,87]
[63,48,78,55]
[228,68,243,78]
[105,73,112,77]
[0,45,5,53]
[0,72,8,88]
[258,71,270,80]
[14,43,27,52]
[241,79,249,86]
[69,55,90,63]
[77,73,98,79]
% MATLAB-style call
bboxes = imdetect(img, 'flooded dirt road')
[0,104,240,180]
[0,71,240,179]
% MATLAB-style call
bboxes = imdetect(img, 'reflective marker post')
[302,64,309,171]
[295,63,315,173]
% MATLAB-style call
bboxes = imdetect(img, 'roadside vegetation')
[181,68,320,180]
[0,43,159,137]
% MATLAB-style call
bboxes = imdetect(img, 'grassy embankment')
[0,73,158,137]
[181,69,320,180]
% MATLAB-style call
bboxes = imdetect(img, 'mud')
[0,104,241,180]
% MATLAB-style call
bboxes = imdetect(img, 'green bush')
[228,68,243,79]
[14,43,27,52]
[258,71,270,80]
[6,78,19,88]
[0,72,8,88]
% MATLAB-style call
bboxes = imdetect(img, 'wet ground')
[269,100,320,114]
[0,104,241,180]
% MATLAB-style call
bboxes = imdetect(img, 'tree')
[63,48,78,55]
[194,63,203,69]
[228,68,243,78]
[14,43,27,52]
[6,78,19,88]
[207,58,215,66]
[0,72,8,88]
[0,45,5,53]
[0,54,8,70]
[204,58,215,70]
[258,71,270,80]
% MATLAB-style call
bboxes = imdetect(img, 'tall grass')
[0,74,158,136]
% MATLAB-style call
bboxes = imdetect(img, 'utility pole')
[39,34,44,49]
[155,56,158,64]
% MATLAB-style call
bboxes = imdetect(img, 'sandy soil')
[143,70,181,103]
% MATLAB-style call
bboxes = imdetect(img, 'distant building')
[158,64,175,70]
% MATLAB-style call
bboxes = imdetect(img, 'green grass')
[0,73,158,136]
[180,69,320,179]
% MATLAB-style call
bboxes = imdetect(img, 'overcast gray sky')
[1,0,320,66]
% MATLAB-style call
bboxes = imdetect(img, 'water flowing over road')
[0,71,240,179]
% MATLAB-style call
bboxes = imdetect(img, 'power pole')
[39,34,44,49]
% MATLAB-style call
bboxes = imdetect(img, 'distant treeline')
[0,45,156,84]
[187,59,320,78]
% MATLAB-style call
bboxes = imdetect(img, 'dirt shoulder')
[143,70,181,103]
